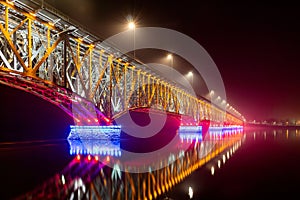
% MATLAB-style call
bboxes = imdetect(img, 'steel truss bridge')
[0,0,244,126]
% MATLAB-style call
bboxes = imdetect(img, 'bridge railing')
[0,0,243,125]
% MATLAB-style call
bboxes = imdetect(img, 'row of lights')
[76,154,111,163]
[4,0,246,126]
[210,139,242,175]
[209,90,246,122]
[4,0,195,108]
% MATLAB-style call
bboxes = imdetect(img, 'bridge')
[0,0,244,128]
[0,1,247,199]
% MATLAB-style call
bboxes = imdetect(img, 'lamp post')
[167,53,173,66]
[187,71,193,88]
[128,21,136,59]
[167,53,173,77]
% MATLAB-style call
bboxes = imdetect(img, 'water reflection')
[68,139,121,157]
[20,127,244,199]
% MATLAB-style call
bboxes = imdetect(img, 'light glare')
[128,22,135,30]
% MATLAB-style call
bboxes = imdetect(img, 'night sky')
[44,0,300,122]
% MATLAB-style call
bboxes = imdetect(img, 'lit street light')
[127,21,136,59]
[166,53,174,76]
[167,53,173,61]
[128,22,135,30]
[187,71,193,88]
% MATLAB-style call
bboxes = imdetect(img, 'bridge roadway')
[0,0,244,127]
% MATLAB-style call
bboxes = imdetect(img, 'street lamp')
[167,53,173,61]
[167,53,174,68]
[187,71,193,89]
[128,21,135,30]
[128,21,136,59]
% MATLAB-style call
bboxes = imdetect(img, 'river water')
[1,127,299,199]
[164,127,300,200]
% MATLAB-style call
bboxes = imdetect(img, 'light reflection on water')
[6,128,300,199]
[164,127,300,199]
[14,127,244,199]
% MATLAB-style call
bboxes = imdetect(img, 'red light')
[76,155,80,161]
[104,117,110,123]
[76,118,80,123]
[88,155,91,161]
[94,118,99,122]
[95,156,99,161]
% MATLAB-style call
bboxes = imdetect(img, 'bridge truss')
[0,0,243,125]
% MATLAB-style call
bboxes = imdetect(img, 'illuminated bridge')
[0,0,244,128]
[0,1,247,199]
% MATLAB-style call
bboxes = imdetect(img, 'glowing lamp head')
[128,22,135,30]
[167,54,173,60]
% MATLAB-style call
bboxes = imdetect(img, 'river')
[1,127,299,199]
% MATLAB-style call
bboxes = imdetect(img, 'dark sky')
[45,0,300,121]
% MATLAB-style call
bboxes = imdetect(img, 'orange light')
[106,156,110,162]
[48,21,55,26]
[95,156,99,161]
[128,21,136,30]
[29,12,36,17]
[6,0,14,6]
[88,155,91,161]
[76,154,80,161]
[94,118,99,122]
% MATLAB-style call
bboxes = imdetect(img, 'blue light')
[179,125,202,132]
[208,125,243,132]
[179,132,203,141]
[68,139,121,157]
[179,126,203,142]
[68,125,121,140]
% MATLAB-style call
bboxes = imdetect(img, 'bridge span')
[0,0,244,127]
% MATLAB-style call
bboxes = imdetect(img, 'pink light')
[94,118,99,122]
[87,119,91,123]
